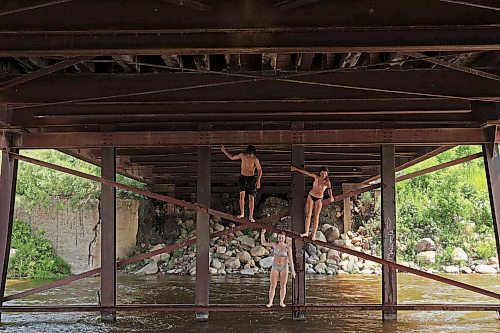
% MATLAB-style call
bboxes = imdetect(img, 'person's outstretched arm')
[288,245,296,278]
[221,145,241,161]
[256,158,263,189]
[327,180,334,203]
[260,229,273,248]
[290,165,317,179]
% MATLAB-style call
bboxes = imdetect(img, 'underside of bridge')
[0,0,500,323]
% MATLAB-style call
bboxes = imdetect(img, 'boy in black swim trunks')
[221,145,262,222]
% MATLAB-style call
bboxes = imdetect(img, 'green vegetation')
[394,145,495,264]
[0,149,144,209]
[475,239,497,260]
[8,220,71,279]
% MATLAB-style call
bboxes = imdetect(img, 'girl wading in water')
[290,165,334,240]
[260,229,296,307]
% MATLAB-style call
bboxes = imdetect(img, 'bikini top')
[273,244,288,258]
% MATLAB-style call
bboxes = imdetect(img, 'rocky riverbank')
[127,196,498,276]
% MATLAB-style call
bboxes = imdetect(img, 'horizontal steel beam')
[1,26,500,55]
[1,71,498,105]
[1,304,499,313]
[12,129,491,148]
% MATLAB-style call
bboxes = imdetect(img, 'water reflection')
[2,274,500,333]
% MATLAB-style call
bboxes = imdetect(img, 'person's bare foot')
[311,235,316,241]
[249,217,255,223]
[300,233,308,238]
[266,303,272,308]
[280,303,286,308]
[237,214,244,219]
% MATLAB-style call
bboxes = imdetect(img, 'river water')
[2,274,500,333]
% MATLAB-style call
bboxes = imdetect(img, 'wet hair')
[319,166,332,189]
[246,145,256,154]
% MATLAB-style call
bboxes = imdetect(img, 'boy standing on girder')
[221,145,262,222]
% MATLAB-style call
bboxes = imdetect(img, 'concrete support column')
[291,144,306,320]
[0,149,18,322]
[195,146,210,321]
[483,143,500,263]
[101,147,117,321]
[381,145,397,321]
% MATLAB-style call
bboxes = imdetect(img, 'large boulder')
[250,246,269,257]
[488,257,499,266]
[415,238,436,253]
[314,263,327,273]
[216,246,227,254]
[305,243,317,256]
[135,261,158,275]
[314,231,327,243]
[327,249,340,261]
[237,251,252,264]
[460,266,472,274]
[321,223,334,233]
[225,257,241,269]
[474,265,497,274]
[240,268,255,275]
[259,256,274,269]
[237,235,255,248]
[443,265,460,273]
[213,223,225,232]
[211,258,222,270]
[324,227,340,242]
[415,251,436,264]
[451,247,468,263]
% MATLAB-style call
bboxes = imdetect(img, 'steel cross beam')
[11,129,491,148]
[1,303,500,313]
[0,57,89,92]
[2,151,499,303]
[3,223,251,302]
[0,26,500,55]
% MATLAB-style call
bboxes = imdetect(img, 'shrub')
[475,239,496,260]
[8,220,71,279]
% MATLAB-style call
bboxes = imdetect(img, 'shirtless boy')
[221,145,262,222]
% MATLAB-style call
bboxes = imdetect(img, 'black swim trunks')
[238,174,257,197]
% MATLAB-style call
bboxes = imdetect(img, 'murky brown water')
[2,274,500,332]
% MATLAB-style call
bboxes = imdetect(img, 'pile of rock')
[412,238,499,274]
[304,224,381,275]
[133,216,379,276]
